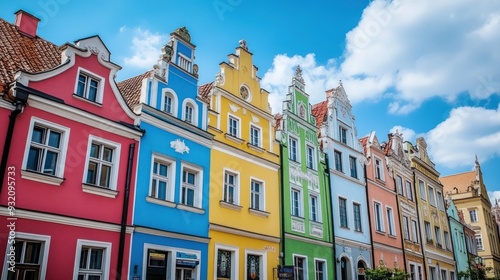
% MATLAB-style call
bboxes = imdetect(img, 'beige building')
[441,157,500,277]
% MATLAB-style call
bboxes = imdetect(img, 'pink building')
[0,10,142,279]
[361,131,405,271]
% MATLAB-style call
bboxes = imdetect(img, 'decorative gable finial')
[294,65,305,84]
[173,26,191,42]
[239,39,248,51]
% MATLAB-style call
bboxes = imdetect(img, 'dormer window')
[74,68,104,104]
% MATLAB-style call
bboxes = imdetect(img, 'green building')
[275,66,335,279]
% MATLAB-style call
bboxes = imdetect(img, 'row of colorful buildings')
[1,10,500,280]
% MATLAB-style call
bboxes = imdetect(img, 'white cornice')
[0,99,15,110]
[134,226,209,244]
[0,207,133,233]
[372,242,405,254]
[210,223,280,243]
[284,233,333,247]
[27,95,142,140]
[212,141,279,171]
[334,236,371,249]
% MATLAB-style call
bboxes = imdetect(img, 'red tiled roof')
[0,17,61,85]
[274,113,283,132]
[440,171,477,194]
[116,71,154,109]
[311,100,328,129]
[359,136,369,155]
[198,82,213,104]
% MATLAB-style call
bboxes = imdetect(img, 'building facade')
[275,66,335,279]
[313,83,372,280]
[362,132,405,273]
[0,11,142,279]
[202,40,281,279]
[447,199,468,276]
[406,138,456,280]
[118,27,213,280]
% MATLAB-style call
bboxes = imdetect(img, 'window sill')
[388,234,397,239]
[72,93,102,106]
[247,143,265,153]
[146,196,176,208]
[375,230,386,235]
[224,133,244,145]
[219,201,242,211]
[177,204,205,214]
[21,170,65,186]
[248,208,270,217]
[82,184,118,198]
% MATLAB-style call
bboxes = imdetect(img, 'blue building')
[447,198,468,276]
[313,82,372,280]
[118,27,213,280]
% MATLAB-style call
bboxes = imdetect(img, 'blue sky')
[2,0,500,200]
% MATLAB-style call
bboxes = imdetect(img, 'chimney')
[14,10,40,38]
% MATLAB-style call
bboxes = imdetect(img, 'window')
[375,158,383,180]
[411,220,419,243]
[374,202,384,232]
[476,233,483,250]
[5,235,50,280]
[150,157,173,201]
[315,260,325,280]
[74,240,111,280]
[397,175,404,195]
[406,180,413,201]
[470,209,478,223]
[353,203,362,232]
[425,221,432,241]
[246,254,261,280]
[217,249,233,279]
[250,125,261,147]
[339,197,348,228]
[251,180,264,211]
[294,256,306,280]
[181,169,197,207]
[339,126,347,144]
[289,137,299,162]
[349,156,357,178]
[84,138,119,189]
[184,104,194,123]
[410,263,423,280]
[410,264,415,280]
[292,189,302,217]
[450,271,455,280]
[428,186,436,206]
[435,226,442,247]
[441,269,447,280]
[444,231,451,250]
[228,116,239,137]
[223,171,238,204]
[387,207,395,236]
[178,53,192,72]
[25,124,63,176]
[310,194,320,222]
[437,191,444,210]
[429,267,436,280]
[403,216,410,240]
[334,150,343,172]
[306,145,315,169]
[419,180,426,200]
[76,72,100,102]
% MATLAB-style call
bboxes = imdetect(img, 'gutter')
[364,160,375,269]
[324,153,337,278]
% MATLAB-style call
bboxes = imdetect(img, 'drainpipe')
[393,175,408,273]
[364,160,375,269]
[414,172,429,279]
[324,153,337,279]
[279,142,286,267]
[116,143,135,280]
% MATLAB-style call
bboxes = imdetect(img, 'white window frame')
[450,270,455,280]
[306,144,316,170]
[21,117,70,183]
[244,249,266,280]
[387,207,396,236]
[419,180,426,200]
[291,187,303,217]
[83,136,121,191]
[469,209,478,223]
[180,162,203,208]
[437,190,445,211]
[353,202,362,232]
[403,216,410,240]
[396,175,404,196]
[181,98,198,126]
[406,180,413,201]
[435,226,442,247]
[349,156,358,179]
[149,154,176,202]
[161,88,178,117]
[475,233,484,250]
[177,52,192,73]
[339,196,348,228]
[429,266,437,280]
[374,157,384,181]
[293,254,308,280]
[249,123,262,147]
[411,220,419,243]
[425,221,432,241]
[444,230,451,250]
[334,150,343,172]
[1,232,51,280]
[223,169,240,205]
[310,193,321,223]
[441,269,448,280]
[74,67,105,104]
[73,239,111,280]
[314,258,327,280]
[428,186,436,206]
[250,177,265,211]
[214,244,238,280]
[228,114,241,138]
[339,126,347,144]
[374,201,384,232]
[289,136,300,162]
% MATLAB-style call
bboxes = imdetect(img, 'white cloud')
[389,125,417,143]
[119,25,127,33]
[425,105,500,168]
[123,28,167,69]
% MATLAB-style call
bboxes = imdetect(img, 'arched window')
[181,98,198,126]
[161,89,178,117]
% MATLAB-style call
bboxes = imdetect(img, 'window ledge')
[82,184,118,198]
[72,93,102,106]
[21,170,65,186]
[146,196,176,208]
[248,208,270,217]
[219,201,242,211]
[247,143,265,153]
[375,230,386,235]
[177,204,205,214]
[224,133,245,145]
[388,234,397,239]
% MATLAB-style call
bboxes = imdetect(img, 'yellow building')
[441,157,500,278]
[405,138,456,280]
[199,40,281,279]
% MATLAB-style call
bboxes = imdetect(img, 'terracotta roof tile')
[198,82,213,104]
[440,171,476,194]
[274,113,283,132]
[116,71,153,109]
[311,100,328,129]
[0,17,61,85]
[359,136,369,155]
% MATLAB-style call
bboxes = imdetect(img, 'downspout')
[364,160,375,268]
[394,175,408,273]
[324,153,337,278]
[279,142,286,267]
[414,172,429,278]
[116,142,135,280]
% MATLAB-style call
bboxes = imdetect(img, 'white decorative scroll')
[251,115,259,123]
[170,139,190,154]
[229,103,240,113]
[292,219,305,233]
[289,165,320,191]
[310,224,323,237]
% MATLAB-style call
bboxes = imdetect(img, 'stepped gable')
[116,70,154,108]
[0,16,60,85]
[441,171,476,194]
[311,100,328,128]
[198,82,213,105]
